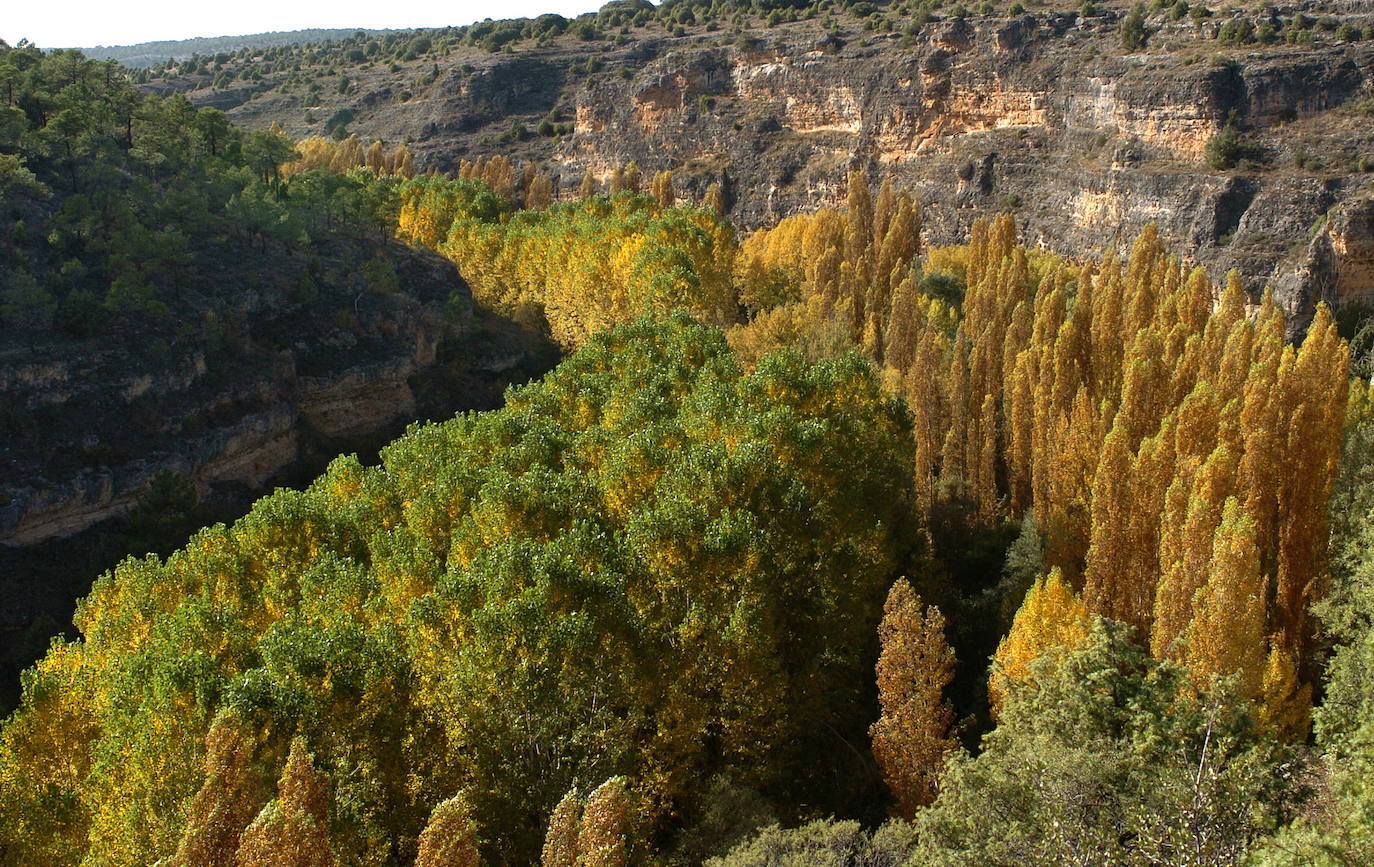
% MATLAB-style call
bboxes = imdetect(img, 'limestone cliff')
[203,5,1374,325]
[0,242,545,549]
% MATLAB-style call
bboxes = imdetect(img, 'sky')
[5,0,609,50]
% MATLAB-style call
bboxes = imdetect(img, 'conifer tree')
[869,580,957,817]
[415,794,481,867]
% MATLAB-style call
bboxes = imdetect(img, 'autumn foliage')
[870,580,957,816]
[738,190,1349,732]
[395,174,737,349]
[0,317,915,864]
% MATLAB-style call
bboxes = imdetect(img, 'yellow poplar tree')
[869,579,957,817]
[414,794,481,867]
[541,787,583,867]
[702,182,724,215]
[1183,497,1267,702]
[364,140,386,174]
[650,170,674,208]
[171,710,259,867]
[989,568,1090,717]
[1259,643,1313,740]
[577,777,630,867]
[234,739,334,867]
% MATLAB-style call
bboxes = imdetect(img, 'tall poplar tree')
[869,580,957,817]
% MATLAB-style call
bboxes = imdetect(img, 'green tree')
[915,620,1306,865]
[1120,3,1150,50]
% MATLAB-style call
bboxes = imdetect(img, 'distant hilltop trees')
[76,29,394,68]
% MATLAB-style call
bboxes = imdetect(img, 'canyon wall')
[215,8,1374,326]
[0,243,544,550]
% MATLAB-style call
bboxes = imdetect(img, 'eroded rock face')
[0,244,543,549]
[210,12,1374,330]
[1327,197,1374,306]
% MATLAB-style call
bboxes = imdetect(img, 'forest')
[3,38,1374,866]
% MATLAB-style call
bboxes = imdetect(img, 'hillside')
[0,41,555,711]
[6,7,1374,864]
[143,0,1374,330]
[78,30,394,68]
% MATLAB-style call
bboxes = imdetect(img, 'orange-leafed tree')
[414,794,481,867]
[171,710,260,867]
[541,787,583,867]
[869,579,957,816]
[577,777,630,867]
[235,739,334,867]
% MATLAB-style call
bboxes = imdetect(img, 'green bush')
[1120,3,1150,50]
[1206,125,1243,170]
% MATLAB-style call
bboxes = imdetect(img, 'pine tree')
[577,777,629,867]
[234,739,334,867]
[869,580,957,817]
[989,568,1090,717]
[415,794,481,867]
[541,787,583,867]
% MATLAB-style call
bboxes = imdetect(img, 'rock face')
[209,9,1374,326]
[0,243,545,549]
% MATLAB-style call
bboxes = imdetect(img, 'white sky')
[5,0,609,50]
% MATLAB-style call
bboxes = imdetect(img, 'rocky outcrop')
[205,8,1374,329]
[0,244,547,549]
[1326,196,1374,306]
